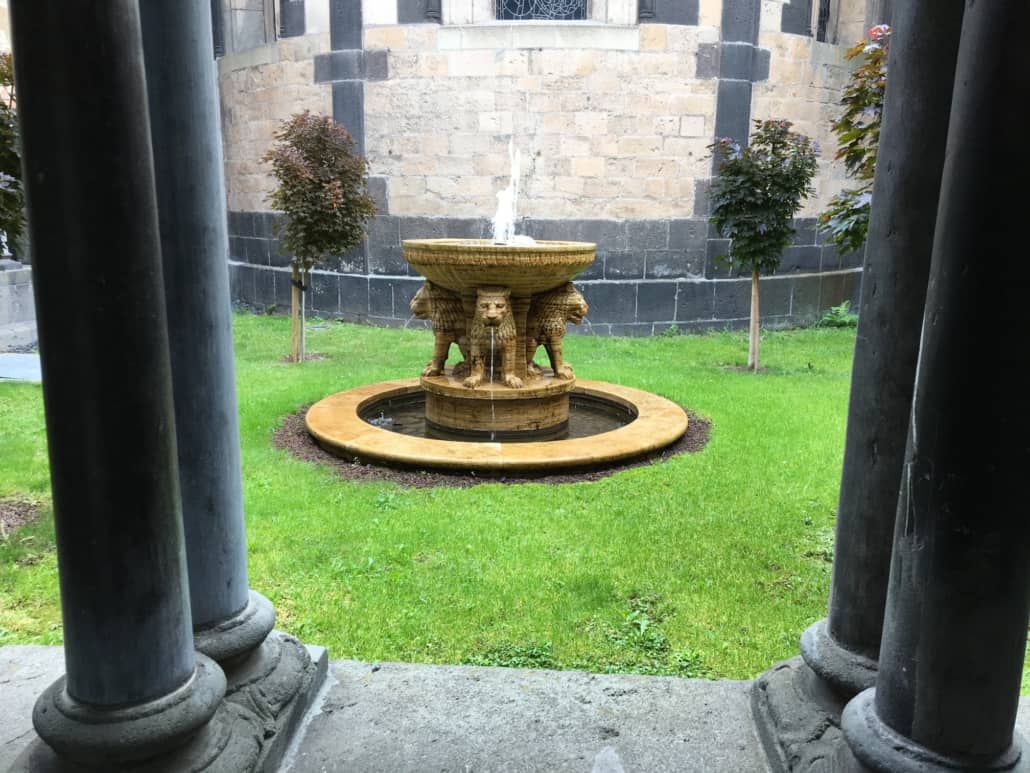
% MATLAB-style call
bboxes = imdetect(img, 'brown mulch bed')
[0,497,42,537]
[273,407,710,488]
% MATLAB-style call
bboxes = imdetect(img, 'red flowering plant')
[818,24,890,257]
[264,111,376,362]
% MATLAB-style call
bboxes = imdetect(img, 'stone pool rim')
[304,378,688,472]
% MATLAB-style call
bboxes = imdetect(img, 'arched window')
[496,0,588,21]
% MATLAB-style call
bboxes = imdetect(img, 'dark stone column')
[840,2,1030,768]
[865,0,891,27]
[7,0,224,766]
[137,5,326,770]
[799,0,965,700]
[751,5,964,769]
[139,0,276,668]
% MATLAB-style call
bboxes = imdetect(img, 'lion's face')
[566,293,588,323]
[561,283,588,323]
[410,283,432,318]
[476,289,510,327]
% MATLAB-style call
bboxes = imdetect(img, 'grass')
[1,312,856,681]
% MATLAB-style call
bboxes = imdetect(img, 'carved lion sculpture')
[410,282,469,377]
[526,282,588,380]
[462,286,522,389]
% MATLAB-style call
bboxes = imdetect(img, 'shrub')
[0,52,25,257]
[819,300,859,328]
[708,119,818,370]
[264,111,376,361]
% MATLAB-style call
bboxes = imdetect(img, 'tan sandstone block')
[391,177,427,197]
[699,0,721,27]
[760,0,783,32]
[574,112,608,136]
[571,157,605,177]
[498,51,531,76]
[644,178,667,198]
[639,24,667,51]
[447,50,498,77]
[405,24,438,51]
[653,116,680,136]
[416,53,450,77]
[364,25,408,50]
[560,92,591,111]
[680,115,706,136]
[560,136,591,157]
[590,138,619,156]
[634,158,679,179]
[478,111,514,134]
[541,113,575,135]
[617,135,663,155]
[278,33,329,61]
[555,176,586,195]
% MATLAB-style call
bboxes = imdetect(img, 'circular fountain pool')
[304,237,688,473]
[305,378,688,473]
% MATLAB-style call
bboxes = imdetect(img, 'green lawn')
[1,313,856,680]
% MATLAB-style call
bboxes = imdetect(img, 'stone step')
[0,321,38,353]
[0,265,36,326]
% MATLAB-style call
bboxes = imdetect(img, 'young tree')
[818,24,890,256]
[0,52,25,257]
[264,111,376,362]
[708,120,818,371]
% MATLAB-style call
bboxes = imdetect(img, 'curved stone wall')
[220,0,867,333]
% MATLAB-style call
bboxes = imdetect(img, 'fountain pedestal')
[403,238,595,441]
[423,370,575,441]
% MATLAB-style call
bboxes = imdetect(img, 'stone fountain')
[305,144,687,473]
[403,238,594,441]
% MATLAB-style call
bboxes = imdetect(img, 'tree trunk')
[300,267,308,363]
[290,263,300,363]
[748,269,760,371]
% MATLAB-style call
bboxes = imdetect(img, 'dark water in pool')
[360,392,636,442]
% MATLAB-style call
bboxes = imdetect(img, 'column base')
[19,654,226,769]
[222,632,329,772]
[752,655,848,772]
[800,618,878,701]
[10,640,328,773]
[840,689,1030,773]
[194,590,277,666]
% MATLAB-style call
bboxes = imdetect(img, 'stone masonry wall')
[219,33,332,212]
[755,1,851,217]
[220,0,865,335]
[363,22,719,220]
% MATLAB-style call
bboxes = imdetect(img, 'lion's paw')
[504,375,524,389]
[422,363,442,377]
[555,365,574,380]
[462,375,482,389]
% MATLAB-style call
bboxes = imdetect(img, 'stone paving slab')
[0,646,64,772]
[0,353,41,382]
[0,322,37,353]
[7,644,1030,773]
[285,660,769,773]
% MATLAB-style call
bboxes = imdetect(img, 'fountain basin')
[305,379,688,473]
[402,239,595,296]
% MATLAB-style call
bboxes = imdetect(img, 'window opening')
[496,0,588,21]
[816,0,832,41]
